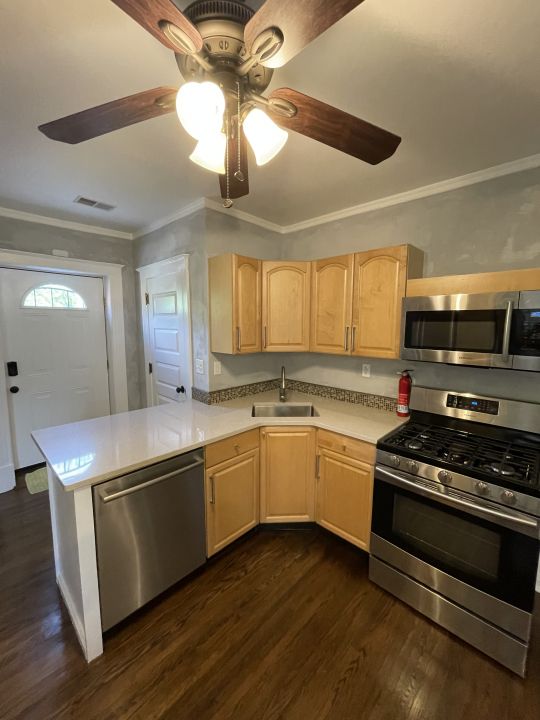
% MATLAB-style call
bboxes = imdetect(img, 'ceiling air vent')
[74,195,116,212]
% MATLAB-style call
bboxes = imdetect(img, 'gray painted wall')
[134,209,284,393]
[282,165,540,405]
[0,216,141,409]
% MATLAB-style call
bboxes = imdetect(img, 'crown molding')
[0,206,133,240]
[132,198,206,239]
[280,152,540,234]
[204,199,283,233]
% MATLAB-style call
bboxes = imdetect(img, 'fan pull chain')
[234,80,244,183]
[223,112,233,208]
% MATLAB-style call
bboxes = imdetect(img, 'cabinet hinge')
[148,362,153,374]
[145,292,150,306]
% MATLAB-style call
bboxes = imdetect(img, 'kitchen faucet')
[279,365,287,402]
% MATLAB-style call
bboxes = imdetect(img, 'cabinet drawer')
[205,429,260,468]
[317,429,375,465]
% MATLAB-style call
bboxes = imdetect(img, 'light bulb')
[189,132,227,174]
[176,82,225,140]
[243,108,288,166]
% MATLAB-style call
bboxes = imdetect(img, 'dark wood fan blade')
[245,0,365,68]
[219,126,249,200]
[38,87,178,144]
[110,0,203,53]
[268,88,401,165]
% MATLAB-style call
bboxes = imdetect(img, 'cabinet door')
[234,255,261,353]
[351,245,407,358]
[262,261,311,351]
[260,427,315,522]
[310,255,354,355]
[316,448,374,551]
[206,449,259,557]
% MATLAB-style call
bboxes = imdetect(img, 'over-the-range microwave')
[401,291,540,370]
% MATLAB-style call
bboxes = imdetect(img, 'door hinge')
[148,362,153,374]
[145,292,150,306]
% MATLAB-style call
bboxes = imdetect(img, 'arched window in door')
[22,284,87,309]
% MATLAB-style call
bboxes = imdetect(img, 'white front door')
[144,267,192,406]
[0,269,110,468]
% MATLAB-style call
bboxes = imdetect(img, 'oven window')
[405,310,506,352]
[393,494,500,581]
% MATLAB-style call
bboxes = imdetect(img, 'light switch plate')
[195,358,204,375]
[362,363,371,378]
[213,360,222,376]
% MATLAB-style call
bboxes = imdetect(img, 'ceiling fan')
[38,0,401,207]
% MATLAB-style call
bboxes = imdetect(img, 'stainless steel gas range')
[369,387,540,677]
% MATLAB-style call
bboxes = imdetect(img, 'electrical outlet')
[362,363,371,378]
[213,360,222,376]
[195,358,204,375]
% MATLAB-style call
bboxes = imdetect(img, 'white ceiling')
[1,0,539,233]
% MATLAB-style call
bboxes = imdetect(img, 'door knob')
[10,386,19,394]
[176,386,185,394]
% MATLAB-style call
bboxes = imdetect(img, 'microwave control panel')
[446,394,499,415]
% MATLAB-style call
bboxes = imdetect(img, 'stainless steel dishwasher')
[93,450,206,631]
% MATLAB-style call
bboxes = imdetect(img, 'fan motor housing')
[176,0,273,93]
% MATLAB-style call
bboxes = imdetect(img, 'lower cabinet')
[260,427,316,522]
[205,441,259,557]
[316,434,375,551]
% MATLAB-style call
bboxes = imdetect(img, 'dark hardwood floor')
[1,477,539,720]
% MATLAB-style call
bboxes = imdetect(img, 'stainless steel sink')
[251,402,319,418]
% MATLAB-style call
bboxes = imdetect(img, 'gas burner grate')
[383,423,540,489]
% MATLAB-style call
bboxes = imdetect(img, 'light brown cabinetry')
[260,427,316,522]
[262,261,311,352]
[205,430,259,557]
[316,430,375,551]
[310,254,354,354]
[209,254,261,354]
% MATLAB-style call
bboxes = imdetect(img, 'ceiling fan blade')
[219,129,249,200]
[110,0,203,53]
[38,87,178,144]
[245,0,365,68]
[268,88,401,165]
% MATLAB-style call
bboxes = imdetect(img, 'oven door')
[371,465,539,625]
[401,292,518,368]
[511,291,540,371]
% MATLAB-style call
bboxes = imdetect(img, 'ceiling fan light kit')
[38,0,401,207]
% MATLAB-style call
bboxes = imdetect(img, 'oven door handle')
[376,466,539,535]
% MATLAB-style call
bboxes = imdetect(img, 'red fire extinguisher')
[397,370,413,418]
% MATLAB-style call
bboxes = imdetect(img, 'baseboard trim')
[56,573,88,661]
[0,463,15,493]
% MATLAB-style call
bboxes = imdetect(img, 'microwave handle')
[501,299,514,361]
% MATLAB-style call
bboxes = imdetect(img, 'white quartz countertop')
[32,390,405,491]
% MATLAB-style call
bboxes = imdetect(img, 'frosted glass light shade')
[176,82,225,140]
[189,132,227,174]
[243,108,288,166]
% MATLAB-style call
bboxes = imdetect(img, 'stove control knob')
[501,490,517,505]
[408,460,419,473]
[438,470,452,484]
[389,455,401,467]
[475,481,489,496]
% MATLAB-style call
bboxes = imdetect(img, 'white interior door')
[144,266,192,406]
[0,269,110,468]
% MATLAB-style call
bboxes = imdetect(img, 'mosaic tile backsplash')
[192,378,396,412]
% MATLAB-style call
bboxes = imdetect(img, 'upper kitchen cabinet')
[351,245,423,359]
[310,255,354,354]
[262,261,311,352]
[209,254,261,354]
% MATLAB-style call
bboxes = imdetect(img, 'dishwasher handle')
[100,456,204,503]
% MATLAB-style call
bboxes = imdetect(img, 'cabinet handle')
[316,455,320,479]
[351,326,357,352]
[344,326,350,351]
[236,326,241,352]
[209,475,216,504]
[263,326,267,349]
